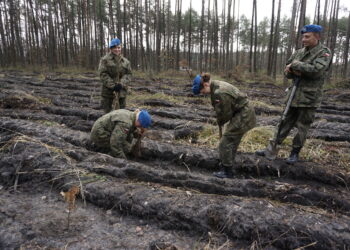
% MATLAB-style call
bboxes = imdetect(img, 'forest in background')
[0,0,349,79]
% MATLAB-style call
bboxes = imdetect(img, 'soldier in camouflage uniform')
[98,38,132,113]
[256,24,332,163]
[192,73,256,178]
[90,109,152,159]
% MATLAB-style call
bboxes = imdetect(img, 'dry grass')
[302,140,350,172]
[36,120,61,127]
[1,91,51,109]
[250,100,283,112]
[192,124,350,171]
[0,135,63,155]
[239,126,274,152]
[196,125,220,148]
[128,91,182,104]
[128,89,207,110]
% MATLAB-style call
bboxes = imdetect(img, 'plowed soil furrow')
[1,137,350,249]
[1,117,349,213]
[1,72,350,249]
[85,181,350,250]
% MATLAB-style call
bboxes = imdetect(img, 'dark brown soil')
[0,71,349,249]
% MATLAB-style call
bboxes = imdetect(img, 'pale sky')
[176,0,350,22]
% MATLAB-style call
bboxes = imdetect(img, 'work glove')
[113,83,123,92]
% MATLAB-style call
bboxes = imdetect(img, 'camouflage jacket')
[210,80,249,126]
[90,109,136,158]
[286,42,332,107]
[98,52,132,98]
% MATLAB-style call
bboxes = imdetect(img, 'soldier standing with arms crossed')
[98,38,132,113]
[256,24,332,163]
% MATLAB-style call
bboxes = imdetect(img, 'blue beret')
[301,24,323,34]
[192,74,201,95]
[109,38,121,48]
[138,110,152,128]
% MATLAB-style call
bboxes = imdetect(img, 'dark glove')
[113,83,123,92]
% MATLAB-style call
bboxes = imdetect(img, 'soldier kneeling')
[90,109,151,158]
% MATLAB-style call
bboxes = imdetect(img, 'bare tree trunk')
[138,0,146,71]
[59,0,69,65]
[314,0,321,24]
[165,0,171,70]
[235,0,240,66]
[272,0,281,79]
[205,0,211,71]
[327,0,340,79]
[213,0,218,72]
[326,0,335,47]
[322,0,329,44]
[284,0,298,84]
[0,2,8,66]
[267,0,275,75]
[230,0,236,69]
[145,0,151,71]
[68,1,76,64]
[99,0,105,60]
[175,0,182,71]
[249,0,255,72]
[199,0,205,72]
[135,0,140,69]
[220,0,226,70]
[342,12,350,78]
[109,0,115,37]
[225,0,232,71]
[8,0,18,65]
[156,0,161,72]
[116,0,122,38]
[28,0,40,64]
[188,0,192,69]
[92,0,97,67]
[253,0,257,73]
[128,1,133,67]
[123,0,128,58]
[47,0,55,69]
[296,0,307,49]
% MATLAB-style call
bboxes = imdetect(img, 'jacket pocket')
[299,87,318,106]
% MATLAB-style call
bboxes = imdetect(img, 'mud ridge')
[1,137,349,249]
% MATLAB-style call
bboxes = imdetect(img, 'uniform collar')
[303,42,322,54]
[108,52,122,60]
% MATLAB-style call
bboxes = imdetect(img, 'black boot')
[255,140,279,160]
[255,149,266,156]
[286,147,301,164]
[213,164,233,178]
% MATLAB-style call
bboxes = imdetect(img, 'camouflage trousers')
[90,120,111,152]
[219,104,256,166]
[274,107,316,148]
[101,96,126,113]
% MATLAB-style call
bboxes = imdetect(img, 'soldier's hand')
[114,83,123,92]
[134,127,146,138]
[292,70,301,76]
[284,64,292,73]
